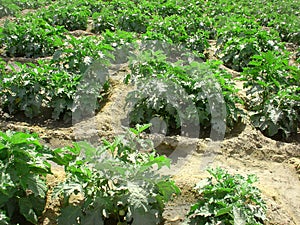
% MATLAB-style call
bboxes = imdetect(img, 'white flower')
[3,76,16,83]
[189,38,195,43]
[111,42,118,47]
[267,40,275,46]
[168,27,174,31]
[57,88,64,94]
[83,56,92,65]
[98,51,105,58]
[26,137,36,142]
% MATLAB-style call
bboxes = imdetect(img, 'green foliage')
[0,61,81,120]
[0,16,65,57]
[53,125,180,225]
[0,35,114,121]
[147,0,204,18]
[51,0,105,14]
[0,59,5,73]
[50,35,114,122]
[101,30,137,48]
[101,30,138,64]
[91,7,118,34]
[186,167,267,225]
[71,60,111,123]
[0,0,19,18]
[148,14,210,55]
[52,35,114,74]
[92,2,148,34]
[0,210,9,224]
[91,0,211,53]
[153,0,184,17]
[268,16,300,45]
[126,50,243,136]
[0,131,54,224]
[0,127,180,224]
[38,4,90,31]
[0,0,47,17]
[242,51,300,139]
[118,8,150,34]
[0,0,298,140]
[255,1,300,45]
[216,18,282,71]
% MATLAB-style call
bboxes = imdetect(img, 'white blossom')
[83,56,92,65]
[267,40,275,46]
[98,51,105,58]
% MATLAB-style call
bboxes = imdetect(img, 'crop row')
[0,128,266,225]
[1,0,299,58]
[0,0,299,140]
[0,0,48,18]
[1,0,299,46]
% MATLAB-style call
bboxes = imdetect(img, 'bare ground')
[1,63,299,225]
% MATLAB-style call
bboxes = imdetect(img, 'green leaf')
[73,142,96,161]
[20,174,47,198]
[266,122,279,137]
[9,132,33,145]
[55,183,83,200]
[19,198,38,224]
[57,205,83,225]
[140,155,170,171]
[81,208,104,225]
[131,209,160,225]
[157,180,180,202]
[215,206,232,217]
[129,124,152,135]
[0,210,9,225]
[188,168,266,224]
[51,147,78,166]
[0,143,6,151]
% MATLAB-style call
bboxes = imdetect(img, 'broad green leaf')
[266,122,279,137]
[73,141,96,161]
[215,206,232,217]
[156,180,180,202]
[57,205,83,225]
[130,124,152,135]
[20,174,47,198]
[140,155,170,172]
[81,208,104,225]
[9,132,32,144]
[131,209,160,225]
[19,198,38,224]
[0,143,6,151]
[0,210,9,225]
[52,147,77,166]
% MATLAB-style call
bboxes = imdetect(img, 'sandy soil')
[0,12,299,224]
[1,63,299,225]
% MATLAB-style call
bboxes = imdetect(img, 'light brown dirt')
[0,23,299,224]
[1,64,299,225]
[161,126,300,225]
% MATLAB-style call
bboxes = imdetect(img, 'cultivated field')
[0,0,299,224]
